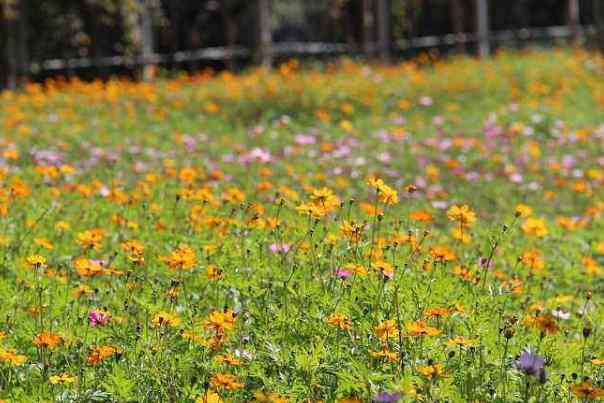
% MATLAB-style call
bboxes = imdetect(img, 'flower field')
[0,49,603,402]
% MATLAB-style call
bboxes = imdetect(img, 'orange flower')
[582,256,601,275]
[210,373,244,390]
[409,210,433,222]
[571,381,604,399]
[447,336,477,347]
[159,245,197,270]
[33,331,62,349]
[87,345,118,366]
[430,245,457,262]
[214,354,241,366]
[405,320,441,337]
[424,307,450,318]
[326,313,352,331]
[370,347,399,363]
[523,314,560,334]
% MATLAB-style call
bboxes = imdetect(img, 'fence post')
[450,0,466,53]
[475,0,490,58]
[376,0,390,62]
[567,0,580,44]
[362,0,374,58]
[256,0,272,68]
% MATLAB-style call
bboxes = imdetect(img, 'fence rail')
[27,24,596,74]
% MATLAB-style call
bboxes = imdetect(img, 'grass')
[0,48,602,402]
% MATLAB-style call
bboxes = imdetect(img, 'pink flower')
[269,243,290,254]
[334,269,352,278]
[88,310,112,327]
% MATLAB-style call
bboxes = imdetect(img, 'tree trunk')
[3,1,17,90]
[376,0,390,62]
[567,0,580,45]
[596,0,604,53]
[17,0,27,85]
[221,2,239,70]
[256,0,272,68]
[362,0,374,58]
[450,0,465,53]
[344,1,356,52]
[475,0,489,58]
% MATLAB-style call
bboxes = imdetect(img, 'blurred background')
[1,0,603,89]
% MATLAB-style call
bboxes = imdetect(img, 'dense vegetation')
[0,49,603,402]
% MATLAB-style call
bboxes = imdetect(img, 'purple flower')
[516,349,547,382]
[183,135,197,152]
[374,392,402,402]
[88,310,111,327]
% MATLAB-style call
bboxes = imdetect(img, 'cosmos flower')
[88,309,112,327]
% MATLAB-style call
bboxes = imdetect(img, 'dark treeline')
[1,0,603,88]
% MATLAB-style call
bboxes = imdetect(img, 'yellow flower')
[196,390,223,403]
[76,228,105,250]
[373,260,394,278]
[342,262,367,276]
[49,373,76,385]
[152,312,181,328]
[521,217,548,237]
[339,221,364,244]
[254,391,289,402]
[0,348,27,365]
[447,336,477,347]
[26,255,46,268]
[204,310,237,334]
[515,204,533,217]
[367,177,399,205]
[374,319,398,340]
[447,205,476,227]
[418,363,445,379]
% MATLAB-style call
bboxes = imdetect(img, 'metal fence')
[27,24,596,74]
